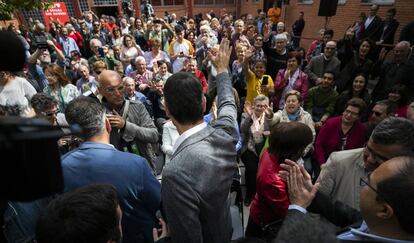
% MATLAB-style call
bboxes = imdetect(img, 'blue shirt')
[58,36,80,57]
[61,142,161,243]
[337,221,414,243]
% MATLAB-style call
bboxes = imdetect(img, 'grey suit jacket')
[305,55,341,87]
[316,148,365,210]
[161,72,238,243]
[111,100,159,165]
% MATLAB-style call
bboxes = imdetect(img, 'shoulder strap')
[122,100,130,120]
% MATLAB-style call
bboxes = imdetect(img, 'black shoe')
[244,196,252,206]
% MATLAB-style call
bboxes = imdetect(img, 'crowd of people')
[1,2,414,243]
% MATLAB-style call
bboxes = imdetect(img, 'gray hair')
[371,117,414,156]
[274,33,288,41]
[65,96,106,139]
[134,56,146,64]
[253,94,269,105]
[375,99,397,115]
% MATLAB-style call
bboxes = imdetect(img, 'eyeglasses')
[372,111,383,116]
[255,38,263,42]
[105,85,125,94]
[43,108,60,117]
[360,173,378,193]
[343,109,359,117]
[363,146,389,165]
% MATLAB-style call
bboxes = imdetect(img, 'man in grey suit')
[305,41,341,87]
[160,39,238,243]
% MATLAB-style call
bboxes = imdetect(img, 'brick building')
[17,0,413,49]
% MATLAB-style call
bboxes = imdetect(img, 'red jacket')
[250,149,290,225]
[194,70,208,94]
[68,31,83,48]
[274,69,309,109]
[314,116,366,166]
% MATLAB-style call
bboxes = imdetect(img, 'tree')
[0,0,52,20]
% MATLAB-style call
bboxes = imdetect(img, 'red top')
[194,70,208,94]
[313,116,366,166]
[68,31,83,48]
[249,149,290,225]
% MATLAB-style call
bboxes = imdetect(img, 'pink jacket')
[273,69,308,109]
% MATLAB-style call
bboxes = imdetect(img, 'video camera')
[34,35,49,50]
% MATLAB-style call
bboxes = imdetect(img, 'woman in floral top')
[43,64,79,112]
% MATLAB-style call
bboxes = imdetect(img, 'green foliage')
[0,0,53,20]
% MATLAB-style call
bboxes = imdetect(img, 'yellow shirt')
[267,7,281,24]
[246,70,274,103]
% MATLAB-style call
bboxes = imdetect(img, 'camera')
[34,35,49,50]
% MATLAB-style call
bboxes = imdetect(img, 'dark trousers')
[241,149,259,199]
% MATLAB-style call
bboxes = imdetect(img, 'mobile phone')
[262,76,269,86]
[98,47,105,58]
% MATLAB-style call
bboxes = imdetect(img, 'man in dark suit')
[291,11,305,49]
[278,150,414,241]
[377,8,399,48]
[362,4,383,42]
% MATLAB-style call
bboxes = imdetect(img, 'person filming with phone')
[242,48,274,104]
[88,38,118,70]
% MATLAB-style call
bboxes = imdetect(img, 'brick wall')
[154,0,413,50]
[243,0,414,49]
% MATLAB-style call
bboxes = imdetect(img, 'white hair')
[275,33,288,41]
[134,56,146,64]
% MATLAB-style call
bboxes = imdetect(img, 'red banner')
[42,2,70,29]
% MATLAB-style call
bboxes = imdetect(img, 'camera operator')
[28,39,65,91]
[145,17,174,53]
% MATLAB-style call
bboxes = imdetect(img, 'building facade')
[17,0,413,49]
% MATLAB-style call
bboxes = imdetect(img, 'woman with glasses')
[274,51,308,111]
[314,98,367,168]
[43,64,79,112]
[144,38,170,71]
[240,95,272,206]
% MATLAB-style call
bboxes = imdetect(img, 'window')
[361,0,394,4]
[58,0,75,17]
[93,0,118,6]
[338,0,346,5]
[79,0,90,12]
[297,0,313,4]
[152,0,184,5]
[22,9,45,24]
[194,0,234,5]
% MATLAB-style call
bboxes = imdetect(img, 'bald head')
[98,70,121,87]
[98,70,124,107]
[394,41,410,63]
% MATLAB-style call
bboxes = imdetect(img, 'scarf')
[287,109,301,121]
